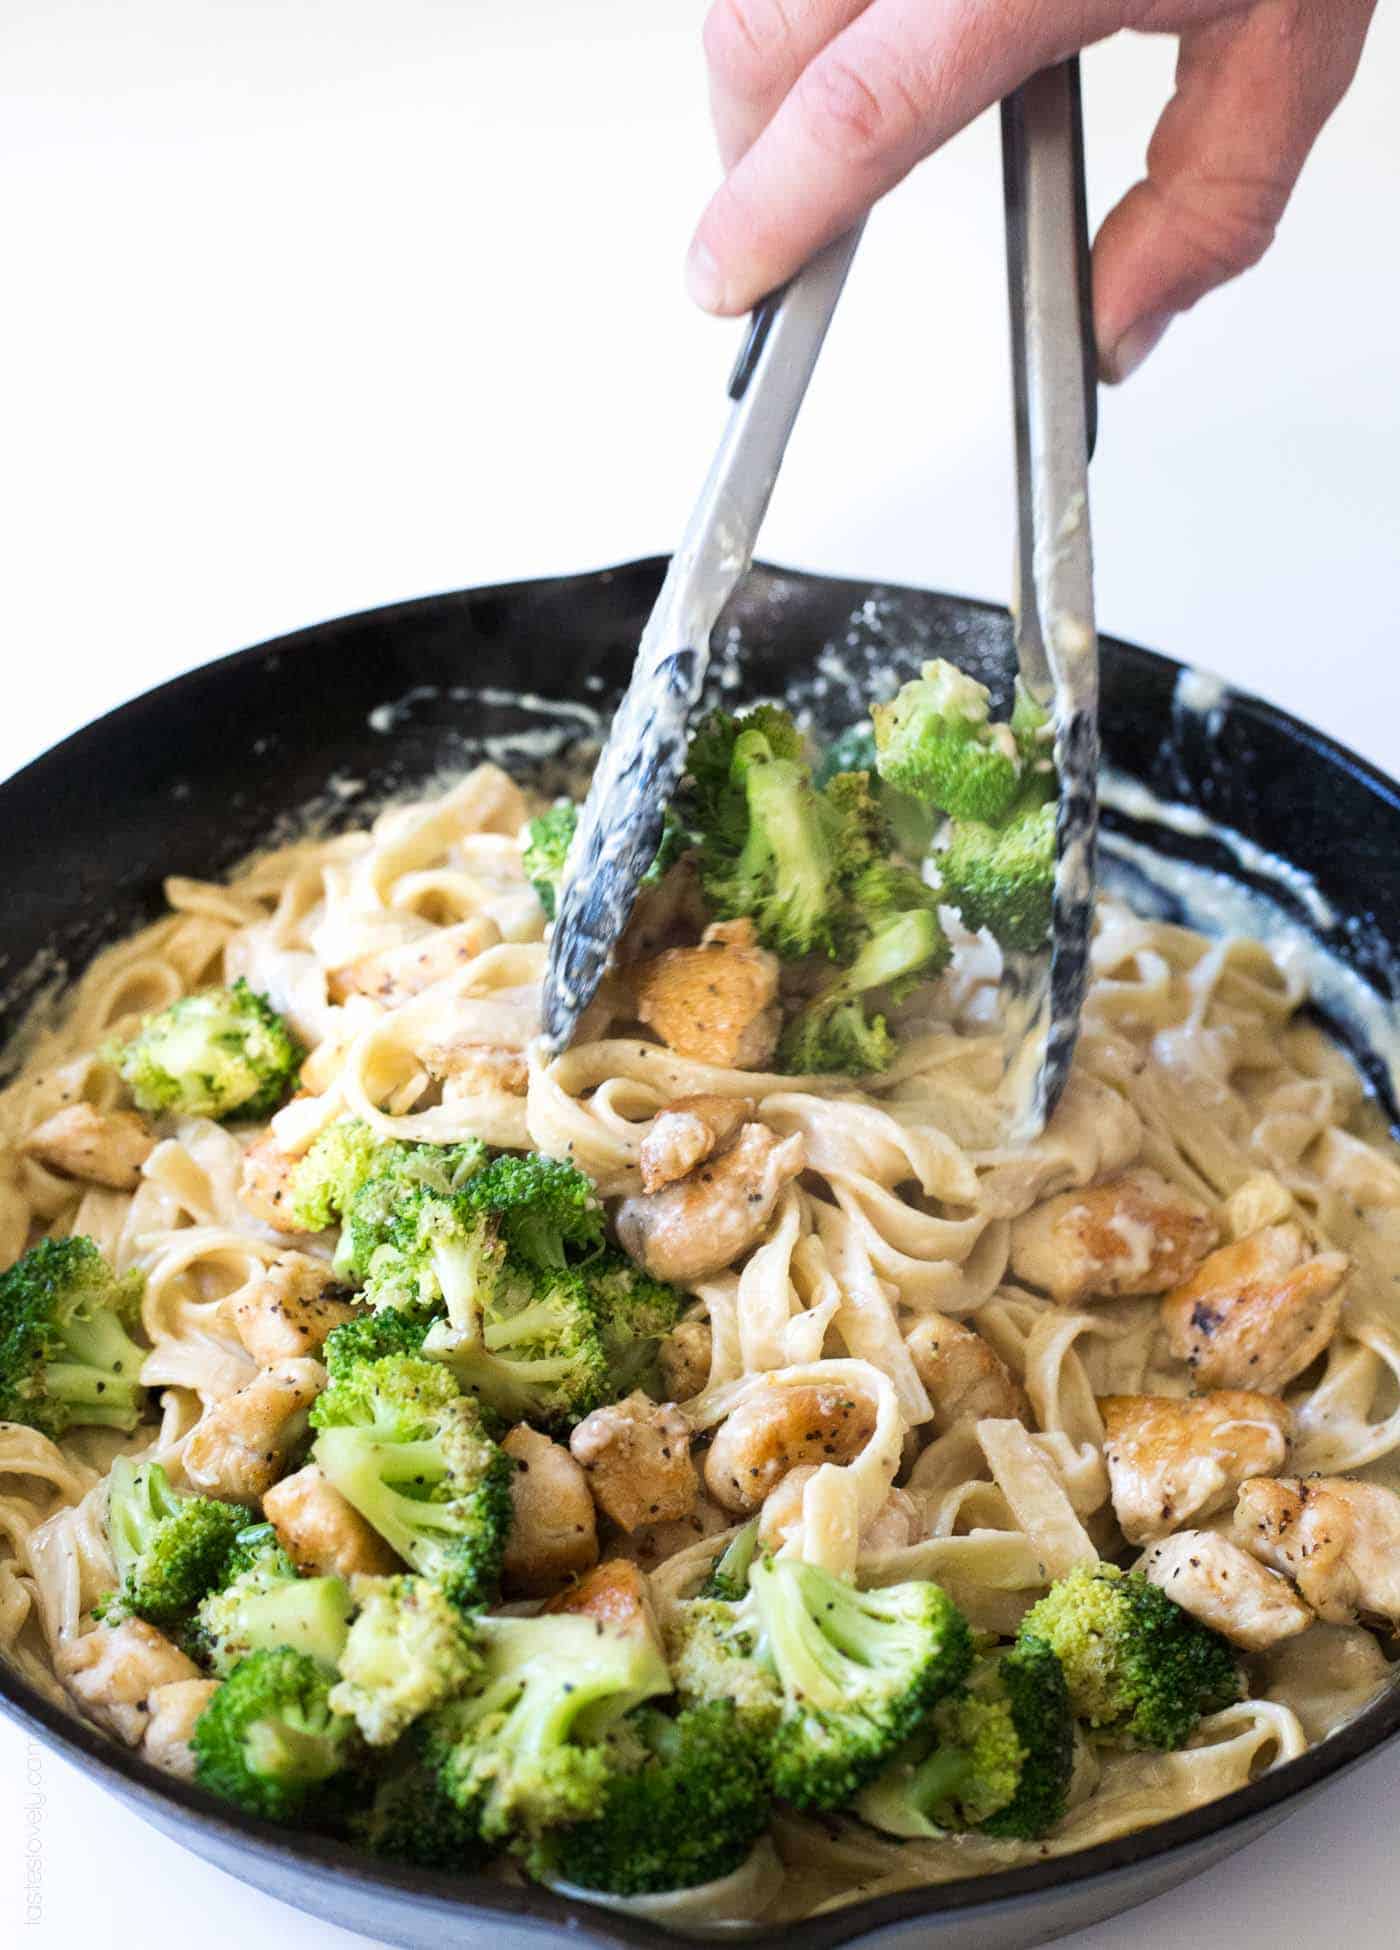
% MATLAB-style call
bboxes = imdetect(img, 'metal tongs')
[543,63,1098,1144]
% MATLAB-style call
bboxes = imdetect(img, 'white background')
[2,2,1398,1945]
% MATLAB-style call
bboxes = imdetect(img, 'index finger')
[688,0,1091,314]
[703,0,876,166]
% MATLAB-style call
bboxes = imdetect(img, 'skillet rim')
[2,555,1399,1950]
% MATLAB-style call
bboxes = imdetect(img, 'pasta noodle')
[1,757,1398,1929]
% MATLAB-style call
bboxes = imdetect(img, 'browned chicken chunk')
[142,1677,221,1780]
[501,1424,599,1594]
[569,1392,699,1532]
[1234,1476,1400,1628]
[1100,1390,1292,1544]
[432,1045,529,1095]
[263,1462,399,1578]
[1008,1167,1218,1304]
[232,1254,355,1366]
[615,1122,805,1284]
[545,1558,663,1653]
[639,1096,753,1194]
[182,1358,324,1500]
[632,919,781,1069]
[238,1132,316,1233]
[616,857,710,965]
[658,1318,713,1400]
[23,1104,156,1191]
[1161,1227,1349,1391]
[905,1312,1031,1427]
[704,1380,877,1514]
[57,1619,200,1745]
[1139,1530,1314,1650]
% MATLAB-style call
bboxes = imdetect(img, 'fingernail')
[1105,310,1173,384]
[685,237,724,313]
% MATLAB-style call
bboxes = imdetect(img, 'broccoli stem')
[907,1742,973,1818]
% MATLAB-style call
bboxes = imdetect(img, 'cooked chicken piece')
[704,1380,877,1515]
[263,1462,399,1578]
[545,1558,664,1653]
[142,1677,221,1780]
[1100,1390,1292,1545]
[501,1424,599,1594]
[905,1312,1031,1427]
[435,1046,529,1095]
[1139,1530,1314,1650]
[633,919,782,1069]
[569,1392,699,1532]
[1161,1226,1349,1392]
[758,1466,920,1554]
[658,1318,713,1400]
[238,1132,316,1233]
[22,1103,156,1191]
[57,1618,200,1745]
[1008,1167,1218,1304]
[616,855,710,965]
[331,917,500,1006]
[183,1358,324,1501]
[232,1253,355,1366]
[613,1493,733,1571]
[639,1096,753,1194]
[615,1122,805,1284]
[1234,1476,1400,1628]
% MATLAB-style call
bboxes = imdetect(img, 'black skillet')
[2,558,1399,1950]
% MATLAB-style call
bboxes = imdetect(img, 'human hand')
[686,0,1376,380]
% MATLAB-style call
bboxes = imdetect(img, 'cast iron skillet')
[3,559,1399,1950]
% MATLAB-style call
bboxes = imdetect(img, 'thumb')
[1093,0,1375,382]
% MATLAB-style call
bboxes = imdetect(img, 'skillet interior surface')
[3,557,1400,1950]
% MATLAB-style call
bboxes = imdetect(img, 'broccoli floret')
[463,1153,605,1272]
[749,1557,973,1810]
[329,1573,484,1746]
[684,707,842,959]
[310,1355,512,1607]
[113,979,303,1121]
[872,661,1026,823]
[545,1702,770,1896]
[354,1753,491,1870]
[668,1596,783,1733]
[425,1262,610,1433]
[778,910,950,1077]
[322,1305,433,1376]
[525,803,688,923]
[819,734,940,862]
[102,1456,248,1627]
[360,1185,505,1326]
[856,1637,1073,1841]
[287,1117,395,1233]
[427,1609,671,1844]
[586,1250,683,1395]
[673,1561,971,1812]
[191,1646,356,1821]
[937,794,1056,953]
[190,1523,352,1675]
[700,1520,760,1604]
[0,1235,148,1439]
[334,1139,490,1286]
[523,801,579,922]
[820,768,889,886]
[685,703,804,845]
[1019,1562,1243,1751]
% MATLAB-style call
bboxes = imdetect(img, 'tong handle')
[1002,58,1098,706]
